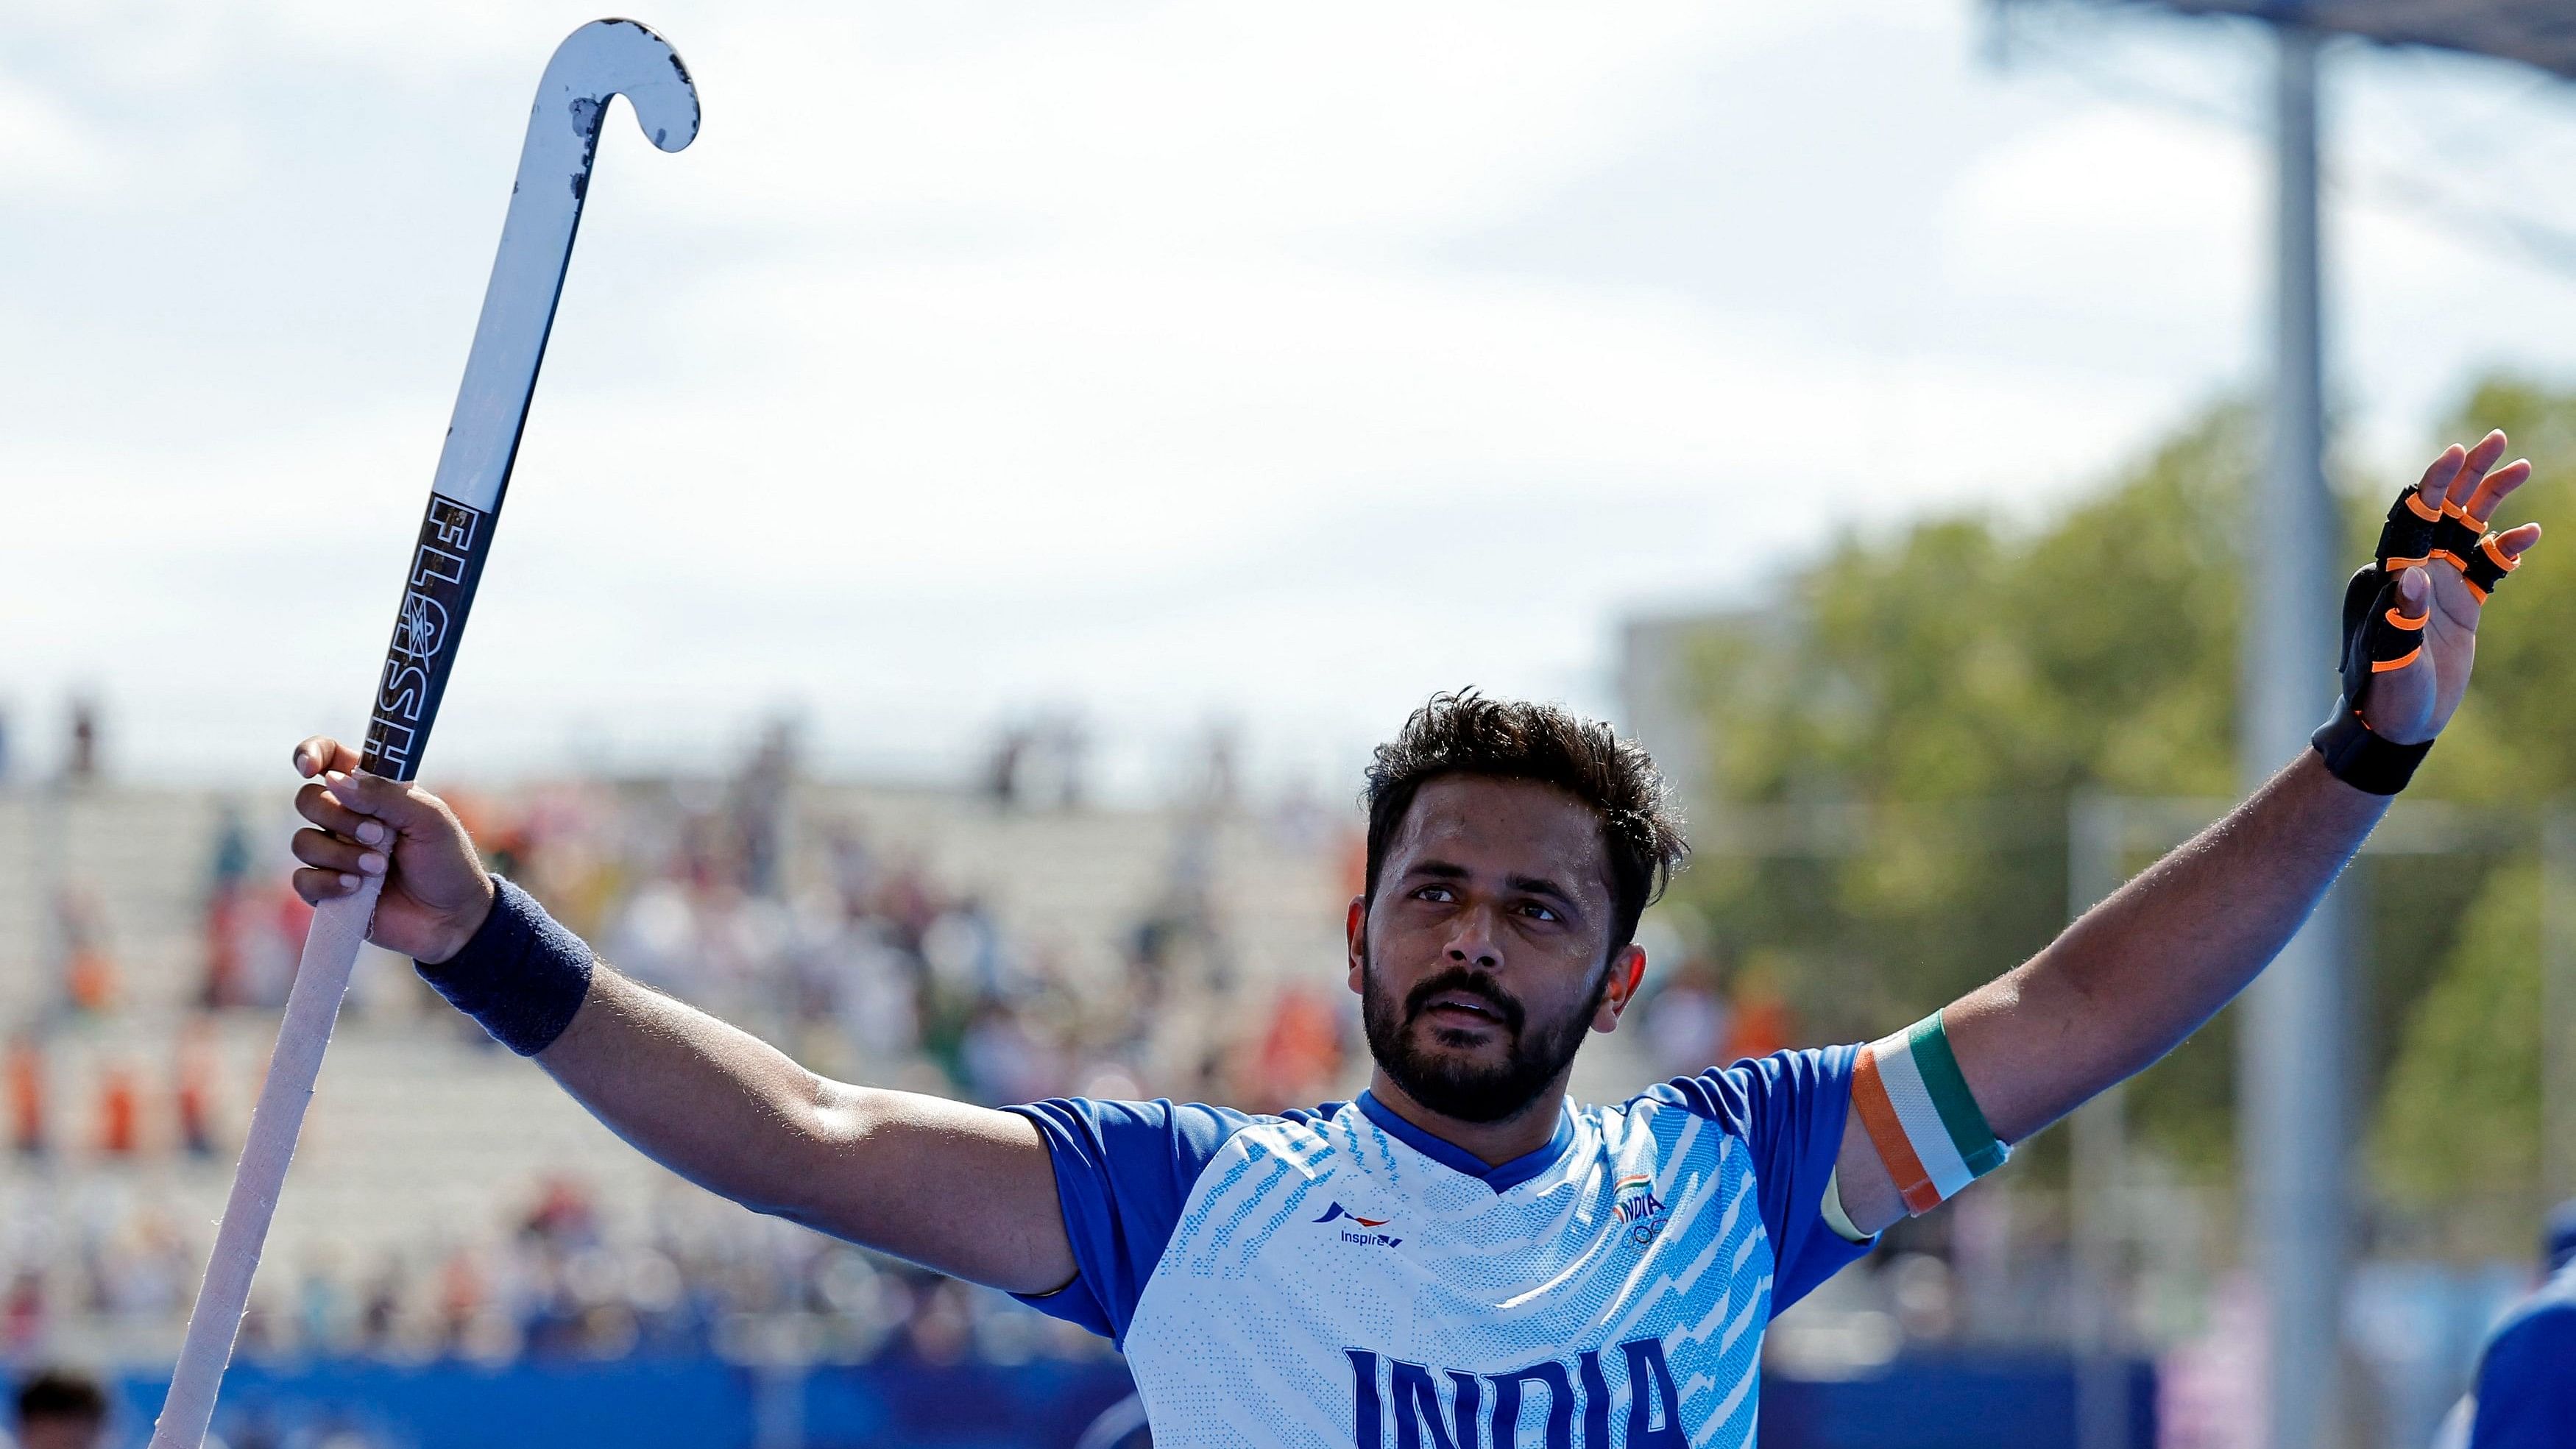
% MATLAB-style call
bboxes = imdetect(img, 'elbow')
[720,1071,859,1224]
[750,1075,873,1226]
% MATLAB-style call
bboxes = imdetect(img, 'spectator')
[986,726,1030,809]
[65,700,97,784]
[1238,983,1343,1112]
[55,891,118,1017]
[174,1019,219,1158]
[434,1247,486,1355]
[1718,961,1794,1065]
[11,1367,108,1449]
[356,1257,404,1355]
[1,1274,45,1360]
[6,1035,44,1156]
[201,807,254,1008]
[91,1066,137,1158]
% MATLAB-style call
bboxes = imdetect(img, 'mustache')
[1403,968,1525,1034]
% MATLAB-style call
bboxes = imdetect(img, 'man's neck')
[1365,1070,1571,1168]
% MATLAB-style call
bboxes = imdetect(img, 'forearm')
[1947,749,2386,1142]
[407,879,1074,1292]
[534,966,844,1222]
[529,968,1072,1293]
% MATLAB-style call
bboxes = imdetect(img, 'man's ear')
[1345,896,1367,996]
[1592,943,1648,1033]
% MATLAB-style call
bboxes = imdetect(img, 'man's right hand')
[290,735,497,965]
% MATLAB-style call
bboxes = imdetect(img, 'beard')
[1360,952,1606,1125]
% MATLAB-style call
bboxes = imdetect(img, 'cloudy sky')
[5,1,2576,798]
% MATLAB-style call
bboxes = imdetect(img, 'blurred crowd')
[456,724,1354,1115]
[286,1175,1110,1370]
[1,723,1365,1376]
[1,1172,1106,1375]
[1,712,1860,1393]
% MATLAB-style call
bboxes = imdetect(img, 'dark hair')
[15,1367,107,1426]
[1362,690,1688,952]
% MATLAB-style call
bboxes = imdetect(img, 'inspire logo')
[1611,1174,1666,1247]
[1314,1202,1401,1247]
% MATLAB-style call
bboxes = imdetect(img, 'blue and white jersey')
[1010,1046,1873,1448]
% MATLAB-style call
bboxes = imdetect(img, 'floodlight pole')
[2069,793,2131,1449]
[2241,23,2349,1449]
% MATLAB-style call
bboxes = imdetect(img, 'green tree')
[1671,379,2576,1183]
[2374,862,2539,1202]
[2413,379,2576,802]
[1674,405,2251,1169]
[2363,377,2576,1203]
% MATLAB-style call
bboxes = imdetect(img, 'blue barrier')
[804,1358,1139,1448]
[105,1357,1141,1449]
[116,1360,752,1449]
[1763,1353,2158,1449]
[79,1352,2147,1448]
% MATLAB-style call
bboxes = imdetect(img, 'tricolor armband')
[1851,1011,2008,1216]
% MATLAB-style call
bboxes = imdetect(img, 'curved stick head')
[541,17,700,152]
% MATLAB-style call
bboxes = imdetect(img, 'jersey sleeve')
[1638,1044,1875,1313]
[1004,1097,1255,1344]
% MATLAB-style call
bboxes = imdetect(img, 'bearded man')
[285,434,2539,1447]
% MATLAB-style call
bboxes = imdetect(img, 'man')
[289,436,2539,1446]
[10,1367,110,1449]
[2435,1202,2576,1448]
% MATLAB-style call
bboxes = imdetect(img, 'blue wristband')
[414,876,595,1055]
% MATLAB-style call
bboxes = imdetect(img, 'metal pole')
[2242,25,2348,1449]
[2069,793,2130,1449]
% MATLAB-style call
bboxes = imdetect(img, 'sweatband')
[1850,1010,2009,1216]
[414,876,595,1056]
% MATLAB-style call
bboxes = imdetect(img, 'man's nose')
[1444,908,1502,969]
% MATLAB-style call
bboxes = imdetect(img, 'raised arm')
[1834,433,2543,1235]
[286,734,1076,1295]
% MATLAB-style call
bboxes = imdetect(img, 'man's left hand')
[2360,430,2541,745]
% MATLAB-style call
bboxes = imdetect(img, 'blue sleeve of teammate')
[1638,1044,1876,1313]
[1004,1097,1256,1344]
[2469,1300,2576,1448]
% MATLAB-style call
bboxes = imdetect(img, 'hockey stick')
[149,21,698,1447]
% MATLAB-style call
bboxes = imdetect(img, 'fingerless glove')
[2307,483,2524,796]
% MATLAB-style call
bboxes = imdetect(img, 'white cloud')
[4,0,2576,792]
[1940,104,2261,340]
[0,77,121,194]
[642,3,1730,252]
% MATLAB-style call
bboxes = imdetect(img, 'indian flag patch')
[1852,1010,2009,1216]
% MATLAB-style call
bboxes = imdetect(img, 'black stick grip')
[359,494,495,783]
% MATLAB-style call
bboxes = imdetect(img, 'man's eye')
[1413,885,1456,903]
[1520,903,1559,922]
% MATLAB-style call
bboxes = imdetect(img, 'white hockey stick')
[150,21,698,1447]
